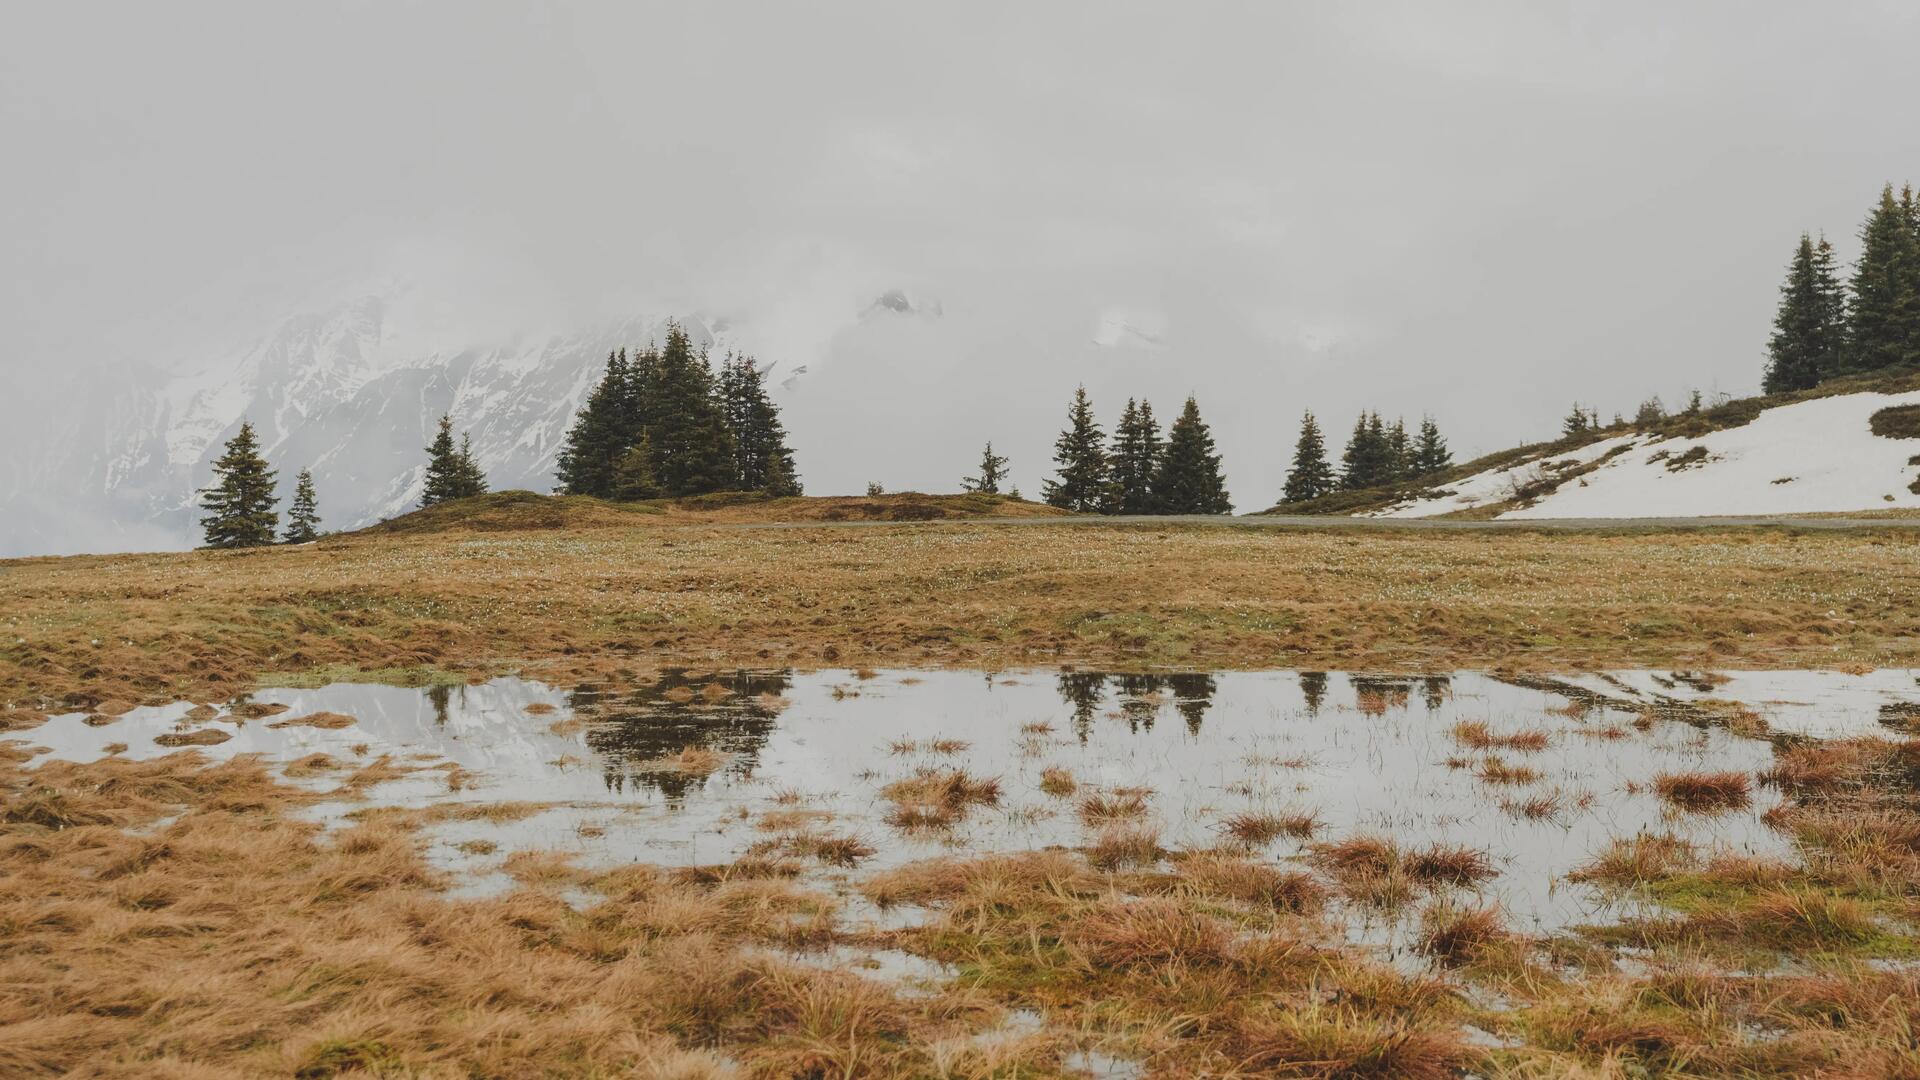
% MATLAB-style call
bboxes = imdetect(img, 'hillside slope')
[1267,374,1920,521]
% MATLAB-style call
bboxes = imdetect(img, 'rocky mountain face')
[1,294,745,556]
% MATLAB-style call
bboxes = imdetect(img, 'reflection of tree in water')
[1057,672,1221,737]
[1421,676,1451,712]
[1350,675,1413,714]
[428,683,454,726]
[1057,673,1108,742]
[1299,672,1328,715]
[571,670,795,799]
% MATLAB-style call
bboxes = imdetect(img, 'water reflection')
[1053,672,1219,738]
[12,666,1920,932]
[571,670,794,798]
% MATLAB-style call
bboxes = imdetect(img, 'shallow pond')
[12,667,1920,937]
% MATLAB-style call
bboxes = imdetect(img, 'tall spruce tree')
[1411,416,1452,476]
[962,441,1010,494]
[611,435,661,501]
[1152,396,1231,514]
[1041,386,1109,512]
[716,352,801,495]
[1340,412,1395,490]
[199,421,279,548]
[282,468,321,543]
[1281,410,1336,503]
[1385,418,1413,482]
[421,415,486,506]
[555,350,632,497]
[455,433,489,498]
[1107,398,1164,514]
[649,324,738,496]
[1765,233,1849,393]
[1847,184,1920,373]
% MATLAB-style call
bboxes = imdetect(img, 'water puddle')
[12,667,1916,943]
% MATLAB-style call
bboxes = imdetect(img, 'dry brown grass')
[1418,902,1512,965]
[1036,766,1076,797]
[1652,770,1753,813]
[648,746,730,777]
[1218,808,1320,846]
[265,711,356,730]
[1450,720,1551,751]
[879,768,1001,831]
[1087,824,1162,871]
[1569,834,1698,887]
[8,506,1920,706]
[1076,790,1151,825]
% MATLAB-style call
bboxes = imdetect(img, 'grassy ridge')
[6,506,1920,708]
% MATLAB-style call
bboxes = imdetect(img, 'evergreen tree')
[717,352,801,495]
[282,468,321,544]
[1281,410,1336,503]
[1411,416,1452,476]
[421,415,486,506]
[961,441,1010,494]
[1765,233,1849,393]
[1040,386,1109,512]
[1562,403,1591,437]
[199,421,279,548]
[1847,184,1920,372]
[1340,412,1395,490]
[648,324,738,496]
[1634,396,1666,426]
[1106,398,1164,514]
[1152,396,1231,514]
[555,350,631,497]
[611,434,661,501]
[455,433,489,498]
[1385,418,1413,481]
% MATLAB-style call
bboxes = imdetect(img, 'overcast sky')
[6,1,1920,506]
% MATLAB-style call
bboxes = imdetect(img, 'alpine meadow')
[8,6,1920,1080]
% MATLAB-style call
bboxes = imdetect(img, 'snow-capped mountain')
[0,292,767,557]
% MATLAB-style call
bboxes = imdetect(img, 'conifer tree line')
[1764,182,1920,393]
[1279,410,1452,502]
[555,323,800,501]
[1028,387,1231,514]
[200,411,497,548]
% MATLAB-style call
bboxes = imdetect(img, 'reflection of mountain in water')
[1054,673,1221,738]
[570,670,794,798]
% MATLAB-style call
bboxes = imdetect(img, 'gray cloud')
[6,1,1919,518]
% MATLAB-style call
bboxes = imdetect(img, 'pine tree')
[1340,412,1395,490]
[649,324,738,496]
[1385,418,1412,482]
[1107,398,1164,514]
[1562,403,1591,437]
[1152,396,1231,514]
[611,434,661,501]
[455,433,489,498]
[717,352,801,495]
[1281,410,1336,503]
[282,468,321,544]
[1765,233,1849,393]
[1040,386,1109,512]
[199,421,279,548]
[1411,416,1452,476]
[421,415,485,506]
[961,441,1010,494]
[555,351,631,497]
[1847,184,1920,373]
